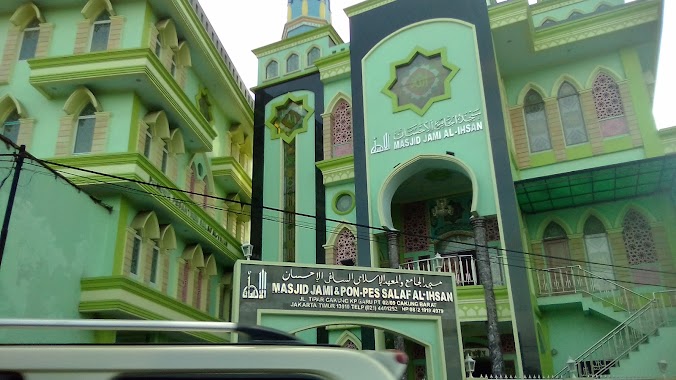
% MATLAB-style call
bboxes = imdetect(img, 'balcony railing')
[400,253,505,286]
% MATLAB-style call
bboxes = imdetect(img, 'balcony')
[211,156,252,200]
[400,253,510,322]
[78,276,226,342]
[28,49,216,152]
[400,253,505,287]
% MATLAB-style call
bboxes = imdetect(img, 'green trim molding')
[532,0,660,51]
[332,190,356,215]
[253,25,343,58]
[112,197,130,275]
[315,155,355,185]
[344,0,397,17]
[211,156,253,199]
[265,92,315,144]
[315,50,351,82]
[487,0,528,29]
[80,276,226,342]
[382,46,460,116]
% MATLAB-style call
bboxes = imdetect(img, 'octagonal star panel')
[265,93,314,143]
[383,48,460,116]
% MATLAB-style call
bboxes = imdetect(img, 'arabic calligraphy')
[370,108,484,155]
[281,268,443,289]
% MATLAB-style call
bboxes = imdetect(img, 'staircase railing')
[653,289,676,327]
[545,267,668,378]
[536,265,651,313]
[554,298,664,378]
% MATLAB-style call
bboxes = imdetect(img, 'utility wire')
[18,155,676,277]
[15,160,675,289]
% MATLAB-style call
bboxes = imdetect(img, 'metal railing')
[554,298,665,378]
[400,253,505,286]
[536,265,651,313]
[543,267,670,378]
[653,289,676,327]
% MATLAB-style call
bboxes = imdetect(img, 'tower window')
[286,53,300,73]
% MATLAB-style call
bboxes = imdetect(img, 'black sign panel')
[233,261,462,379]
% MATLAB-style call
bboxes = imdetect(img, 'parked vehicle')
[0,319,408,380]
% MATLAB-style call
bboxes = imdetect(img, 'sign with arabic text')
[370,108,484,155]
[235,262,457,317]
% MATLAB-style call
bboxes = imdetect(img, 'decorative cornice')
[211,156,252,198]
[532,0,660,51]
[531,0,584,14]
[253,67,319,91]
[179,0,254,113]
[488,0,529,29]
[253,25,343,57]
[344,0,396,18]
[28,49,216,151]
[315,50,351,82]
[316,155,355,185]
[80,275,225,342]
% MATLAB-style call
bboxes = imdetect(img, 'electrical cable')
[30,156,676,278]
[14,160,675,289]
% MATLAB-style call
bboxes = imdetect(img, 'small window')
[307,47,320,66]
[90,11,111,52]
[266,60,278,79]
[74,103,97,154]
[144,128,153,158]
[161,142,169,173]
[2,111,21,144]
[198,93,212,123]
[149,243,160,284]
[130,232,142,275]
[154,34,162,57]
[334,193,354,214]
[170,53,177,76]
[19,19,40,60]
[524,89,551,153]
[286,53,299,73]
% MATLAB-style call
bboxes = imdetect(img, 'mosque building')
[248,0,676,378]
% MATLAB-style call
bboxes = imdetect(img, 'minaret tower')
[283,0,331,39]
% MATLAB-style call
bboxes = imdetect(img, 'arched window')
[557,81,587,145]
[307,47,320,66]
[524,89,551,153]
[592,73,628,137]
[170,51,177,76]
[130,230,142,275]
[622,210,657,265]
[583,216,615,290]
[74,103,97,153]
[143,126,153,158]
[180,260,190,302]
[2,110,20,143]
[286,53,299,73]
[154,33,162,57]
[568,11,584,21]
[149,240,161,284]
[90,11,111,52]
[19,18,40,60]
[334,228,356,266]
[543,222,571,268]
[161,141,169,173]
[266,60,278,79]
[331,99,353,157]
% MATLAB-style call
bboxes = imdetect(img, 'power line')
[17,154,676,277]
[14,160,675,289]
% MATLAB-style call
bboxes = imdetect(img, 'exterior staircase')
[536,266,674,378]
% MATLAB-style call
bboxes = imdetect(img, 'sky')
[198,0,675,130]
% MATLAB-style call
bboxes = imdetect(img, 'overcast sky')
[198,0,675,130]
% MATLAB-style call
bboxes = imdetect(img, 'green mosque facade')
[249,0,676,378]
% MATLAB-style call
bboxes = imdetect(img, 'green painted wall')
[0,144,114,343]
[543,307,618,372]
